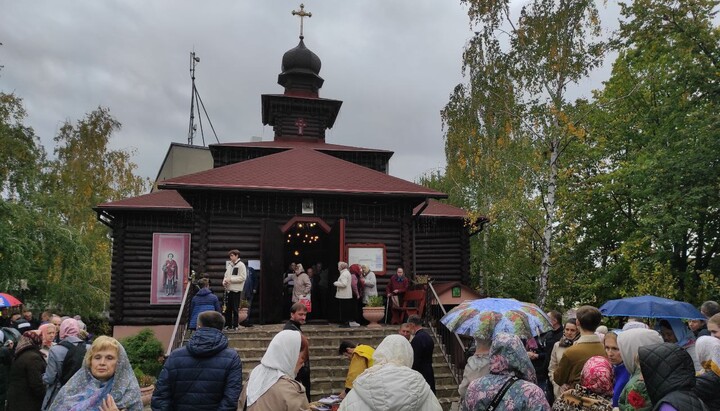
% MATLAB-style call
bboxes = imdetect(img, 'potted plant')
[123,328,165,405]
[362,295,385,328]
[133,368,157,405]
[238,299,250,324]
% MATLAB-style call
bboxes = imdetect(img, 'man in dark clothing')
[407,314,435,393]
[152,311,242,411]
[541,310,563,404]
[188,278,221,330]
[283,302,311,401]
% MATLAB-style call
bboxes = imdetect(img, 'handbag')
[300,296,312,312]
[487,375,519,411]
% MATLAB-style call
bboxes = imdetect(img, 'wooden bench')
[390,289,427,324]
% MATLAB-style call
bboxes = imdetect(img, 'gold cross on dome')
[291,4,312,38]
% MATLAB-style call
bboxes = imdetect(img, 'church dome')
[281,38,321,76]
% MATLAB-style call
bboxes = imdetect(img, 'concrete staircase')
[223,324,460,410]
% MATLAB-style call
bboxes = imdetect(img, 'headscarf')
[488,332,537,383]
[38,323,56,347]
[622,320,649,331]
[14,330,42,358]
[617,328,663,374]
[48,338,142,411]
[372,334,414,368]
[59,318,80,339]
[657,318,696,348]
[581,355,614,397]
[695,335,720,376]
[246,330,301,407]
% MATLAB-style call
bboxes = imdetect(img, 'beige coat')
[224,260,247,292]
[239,376,308,411]
[548,341,570,399]
[334,268,352,299]
[292,273,311,303]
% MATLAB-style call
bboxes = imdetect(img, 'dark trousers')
[225,291,241,328]
[297,364,311,401]
[338,298,355,325]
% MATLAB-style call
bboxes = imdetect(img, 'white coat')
[334,268,352,299]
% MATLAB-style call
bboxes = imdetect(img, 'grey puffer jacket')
[639,343,708,411]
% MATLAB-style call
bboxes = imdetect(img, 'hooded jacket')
[152,327,242,411]
[188,288,222,329]
[340,335,441,411]
[639,343,707,411]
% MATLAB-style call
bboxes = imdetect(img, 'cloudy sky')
[1,1,616,184]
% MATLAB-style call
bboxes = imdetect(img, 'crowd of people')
[458,302,720,410]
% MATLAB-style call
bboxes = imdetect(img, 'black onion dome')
[281,38,321,76]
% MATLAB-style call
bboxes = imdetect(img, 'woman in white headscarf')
[339,334,442,411]
[616,328,663,411]
[239,330,308,411]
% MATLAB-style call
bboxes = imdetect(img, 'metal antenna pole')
[187,51,200,145]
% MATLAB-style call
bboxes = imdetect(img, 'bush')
[122,328,164,378]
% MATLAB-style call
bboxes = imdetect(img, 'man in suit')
[407,314,435,393]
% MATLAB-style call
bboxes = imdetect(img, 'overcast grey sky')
[0,1,617,184]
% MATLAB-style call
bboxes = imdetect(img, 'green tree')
[443,0,604,306]
[557,0,720,304]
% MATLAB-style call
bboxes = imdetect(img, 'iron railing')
[166,280,193,356]
[425,281,467,385]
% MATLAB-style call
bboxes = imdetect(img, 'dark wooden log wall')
[110,211,194,325]
[413,216,469,284]
[109,192,468,326]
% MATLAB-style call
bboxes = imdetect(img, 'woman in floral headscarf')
[552,356,613,411]
[6,331,46,411]
[461,333,550,411]
[693,336,720,408]
[48,335,142,411]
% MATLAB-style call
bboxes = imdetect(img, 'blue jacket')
[188,288,221,329]
[151,327,242,411]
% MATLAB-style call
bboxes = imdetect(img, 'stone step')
[237,353,449,368]
[233,344,444,359]
[239,364,456,385]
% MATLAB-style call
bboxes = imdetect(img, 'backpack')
[58,341,86,385]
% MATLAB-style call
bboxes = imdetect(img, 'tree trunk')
[538,137,559,308]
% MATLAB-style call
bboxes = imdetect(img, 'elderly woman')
[43,317,87,409]
[462,333,550,411]
[552,356,613,411]
[48,335,142,411]
[639,343,707,411]
[240,329,308,410]
[604,330,630,408]
[694,336,720,408]
[38,323,57,359]
[617,328,663,411]
[292,263,312,304]
[6,331,46,411]
[458,338,491,397]
[340,334,441,410]
[657,318,702,372]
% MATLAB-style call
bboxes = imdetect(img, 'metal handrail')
[166,280,193,356]
[426,280,466,385]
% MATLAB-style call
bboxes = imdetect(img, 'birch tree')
[444,0,604,306]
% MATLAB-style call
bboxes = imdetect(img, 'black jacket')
[639,342,708,411]
[6,347,46,411]
[694,371,720,409]
[411,328,436,393]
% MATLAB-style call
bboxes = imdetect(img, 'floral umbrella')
[0,293,22,308]
[440,298,553,340]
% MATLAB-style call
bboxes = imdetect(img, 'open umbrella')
[440,298,553,340]
[599,295,704,320]
[0,293,22,308]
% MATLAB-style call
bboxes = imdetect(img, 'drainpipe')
[411,198,430,278]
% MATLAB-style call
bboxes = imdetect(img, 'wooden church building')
[96,33,472,344]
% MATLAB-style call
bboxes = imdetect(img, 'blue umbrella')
[599,295,704,320]
[440,298,553,340]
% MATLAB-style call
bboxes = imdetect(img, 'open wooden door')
[324,218,344,323]
[260,219,284,324]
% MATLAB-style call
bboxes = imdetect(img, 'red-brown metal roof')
[212,140,393,153]
[159,147,445,198]
[96,190,191,210]
[414,199,469,218]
